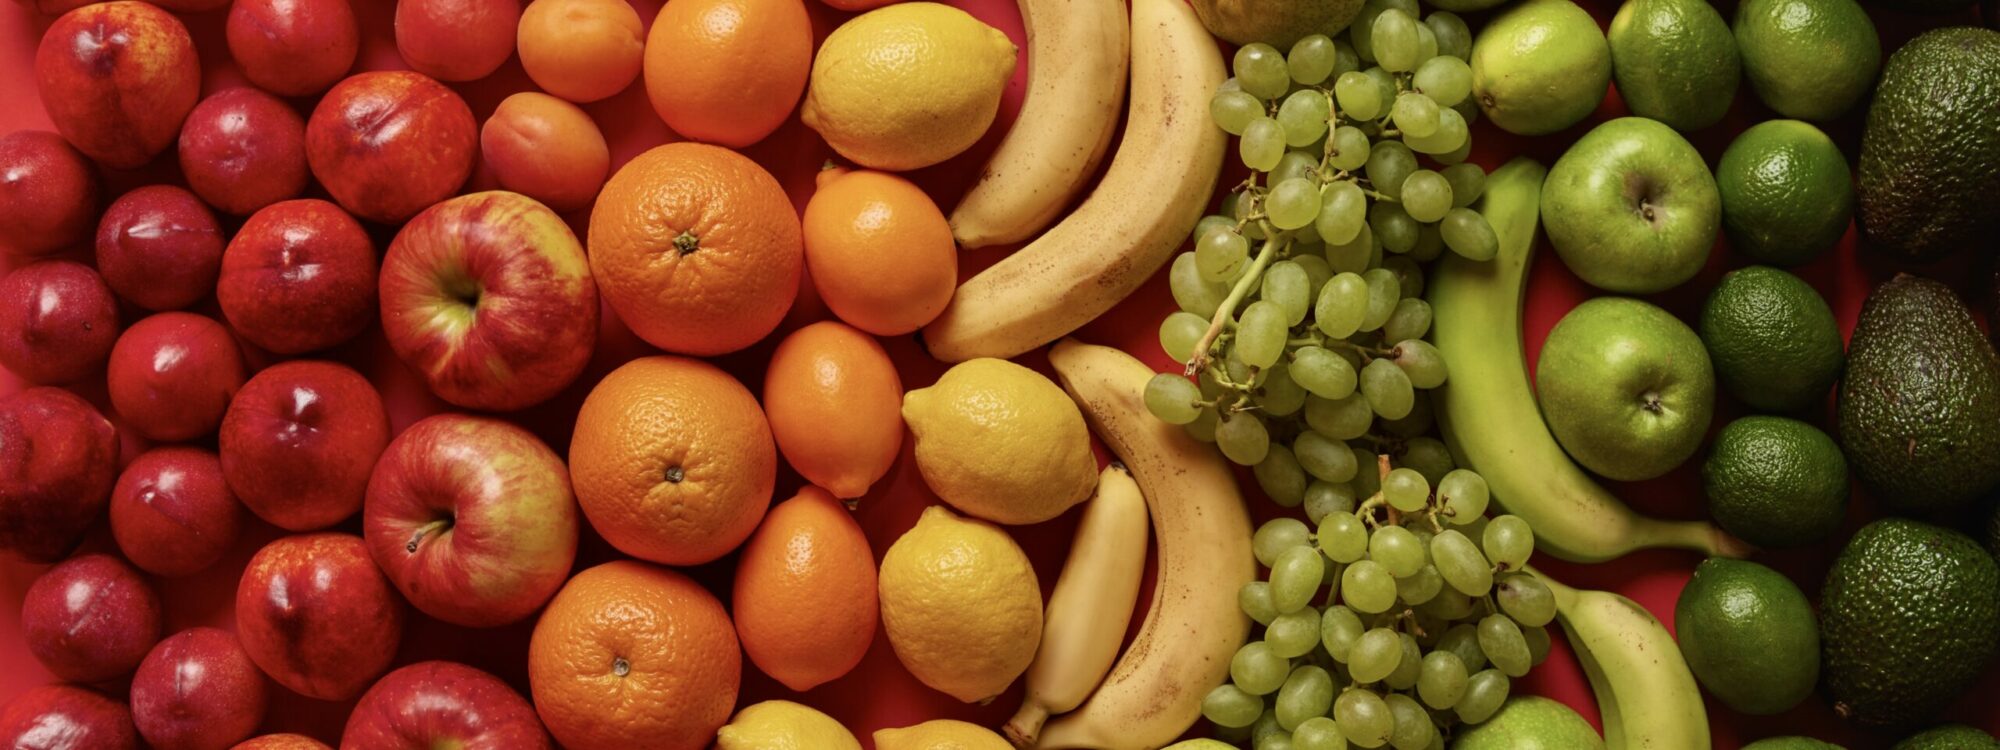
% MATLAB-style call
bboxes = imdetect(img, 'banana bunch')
[1539,571,1711,750]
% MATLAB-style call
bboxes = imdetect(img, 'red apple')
[233,735,330,750]
[343,661,550,749]
[106,313,246,442]
[217,200,376,354]
[306,71,476,224]
[130,628,266,750]
[179,88,309,217]
[219,360,389,531]
[22,553,163,683]
[395,0,519,82]
[225,0,358,97]
[35,2,200,169]
[235,533,404,701]
[110,446,242,577]
[0,130,98,256]
[380,191,597,411]
[13,0,96,16]
[0,684,138,750]
[95,185,224,312]
[364,414,577,627]
[0,260,119,384]
[0,387,118,563]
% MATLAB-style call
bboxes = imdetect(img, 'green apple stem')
[1186,231,1286,376]
[404,518,453,554]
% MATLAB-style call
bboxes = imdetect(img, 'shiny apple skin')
[233,735,331,750]
[219,360,389,531]
[305,71,477,224]
[341,661,551,750]
[0,130,99,257]
[364,414,577,627]
[22,553,163,683]
[0,260,119,384]
[95,185,225,312]
[34,1,201,169]
[235,533,404,701]
[225,0,358,97]
[394,0,519,82]
[106,312,246,442]
[110,446,242,578]
[0,684,139,750]
[217,199,377,355]
[0,387,118,563]
[179,88,310,217]
[130,628,266,750]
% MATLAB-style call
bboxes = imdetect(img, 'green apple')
[1543,117,1721,294]
[1470,0,1611,135]
[1454,696,1606,750]
[1537,297,1715,482]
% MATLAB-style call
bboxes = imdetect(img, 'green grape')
[1320,605,1365,662]
[1456,670,1510,724]
[1364,67,1398,115]
[1160,310,1209,362]
[1349,446,1382,498]
[1347,627,1401,684]
[1380,255,1424,299]
[1437,469,1489,524]
[1524,623,1553,666]
[1369,202,1420,255]
[1257,366,1308,417]
[1196,226,1250,282]
[1305,392,1373,440]
[1390,339,1447,389]
[1360,267,1400,331]
[1236,43,1292,99]
[1233,641,1292,696]
[1435,623,1486,671]
[1268,177,1322,230]
[1217,412,1272,465]
[1290,430,1353,483]
[1316,180,1368,246]
[1364,142,1416,199]
[1241,580,1280,624]
[1242,117,1286,172]
[1411,107,1468,156]
[1384,693,1433,750]
[1253,709,1287,745]
[1382,299,1432,343]
[1205,683,1267,728]
[1440,208,1498,261]
[1332,72,1383,122]
[1171,253,1229,317]
[1427,12,1472,60]
[1395,563,1443,605]
[1196,214,1236,240]
[1442,163,1486,207]
[1274,151,1321,184]
[1496,572,1556,628]
[1340,559,1397,614]
[1417,650,1468,709]
[1458,516,1490,550]
[1255,518,1314,566]
[1270,545,1326,613]
[1430,530,1492,597]
[1254,443,1310,508]
[1277,666,1336,731]
[1291,346,1358,399]
[1385,633,1423,690]
[1406,224,1443,262]
[1305,480,1358,524]
[1381,397,1434,439]
[1398,437,1455,484]
[1315,272,1368,338]
[1390,92,1439,138]
[1292,717,1347,750]
[1333,688,1393,748]
[1266,606,1322,658]
[1144,374,1205,425]
[1399,170,1452,223]
[1371,10,1419,72]
[1213,88,1267,136]
[1360,358,1414,420]
[1367,525,1426,577]
[1325,222,1375,274]
[1482,515,1534,570]
[1185,407,1220,443]
[1278,90,1333,147]
[1332,37,1362,77]
[1288,34,1339,84]
[1294,253,1333,294]
[1327,126,1371,171]
[1477,614,1531,678]
[1381,468,1430,513]
[1411,56,1472,107]
[1226,191,1266,240]
[1239,301,1289,369]
[1317,511,1369,563]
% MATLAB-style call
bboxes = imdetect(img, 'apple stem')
[404,519,452,554]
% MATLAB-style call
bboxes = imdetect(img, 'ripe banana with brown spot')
[1539,571,1710,750]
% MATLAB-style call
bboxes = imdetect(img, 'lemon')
[801,3,1017,171]
[874,719,1013,750]
[902,358,1096,525]
[715,700,860,750]
[878,506,1042,703]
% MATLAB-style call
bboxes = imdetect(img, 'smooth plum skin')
[480,92,611,213]
[225,0,358,97]
[0,684,139,750]
[131,628,267,750]
[110,446,243,578]
[95,185,225,312]
[35,1,201,169]
[0,388,118,563]
[0,260,119,384]
[219,360,389,531]
[306,71,477,224]
[179,88,310,216]
[22,554,164,683]
[106,313,246,442]
[217,199,377,355]
[343,661,551,749]
[396,0,520,82]
[0,130,99,256]
[235,533,404,701]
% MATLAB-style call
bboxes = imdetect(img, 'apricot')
[397,0,521,82]
[179,88,309,216]
[35,2,201,169]
[517,0,644,103]
[480,92,612,213]
[226,0,359,97]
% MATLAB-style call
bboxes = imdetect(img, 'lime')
[1676,557,1821,715]
[1608,0,1740,132]
[1717,120,1854,266]
[1698,265,1844,412]
[1734,0,1881,121]
[1702,415,1849,548]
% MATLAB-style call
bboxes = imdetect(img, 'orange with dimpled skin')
[642,0,812,148]
[763,321,905,499]
[733,486,879,692]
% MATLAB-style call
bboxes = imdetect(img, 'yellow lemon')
[801,2,1017,171]
[874,719,1013,750]
[878,506,1042,703]
[901,358,1096,525]
[714,700,860,750]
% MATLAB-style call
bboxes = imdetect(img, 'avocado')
[1857,27,2000,261]
[1819,518,2000,728]
[1895,725,2000,750]
[1836,275,2000,517]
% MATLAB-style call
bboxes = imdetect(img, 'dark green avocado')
[1857,27,2000,261]
[1895,724,2000,749]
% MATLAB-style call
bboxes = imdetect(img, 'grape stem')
[1186,230,1286,376]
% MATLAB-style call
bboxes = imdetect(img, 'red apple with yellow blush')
[106,313,246,442]
[0,260,119,384]
[343,661,551,749]
[179,89,309,217]
[306,71,477,224]
[235,533,404,701]
[110,446,242,578]
[35,1,200,168]
[217,199,377,355]
[95,185,224,312]
[0,387,118,563]
[0,131,98,256]
[219,360,389,531]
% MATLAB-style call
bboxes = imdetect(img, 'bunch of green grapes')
[1202,461,1558,748]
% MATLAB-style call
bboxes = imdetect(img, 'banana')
[1538,571,1711,750]
[1427,158,1749,563]
[1037,338,1254,750]
[922,0,1226,363]
[949,0,1128,249]
[1005,463,1151,747]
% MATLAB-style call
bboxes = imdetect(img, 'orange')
[816,0,899,9]
[528,560,740,750]
[569,355,775,565]
[802,166,958,336]
[763,321,904,499]
[589,142,803,356]
[732,486,878,692]
[643,0,811,148]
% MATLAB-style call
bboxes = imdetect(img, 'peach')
[95,185,225,312]
[107,312,247,443]
[480,93,611,213]
[0,260,119,385]
[517,0,644,103]
[226,0,359,97]
[35,2,201,169]
[179,88,309,216]
[217,199,378,354]
[0,131,98,257]
[306,71,478,224]
[397,0,521,82]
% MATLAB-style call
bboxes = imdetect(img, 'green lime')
[1895,725,2000,750]
[1717,120,1855,265]
[1675,557,1821,715]
[1734,0,1881,121]
[1745,739,1846,750]
[1698,265,1844,412]
[1702,415,1849,548]
[1607,0,1741,132]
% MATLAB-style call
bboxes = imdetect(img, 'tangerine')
[802,166,958,336]
[643,0,812,148]
[763,321,903,499]
[733,486,878,692]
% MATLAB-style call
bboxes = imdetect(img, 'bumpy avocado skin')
[1857,27,2000,261]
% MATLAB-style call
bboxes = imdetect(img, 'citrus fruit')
[733,486,878,692]
[1702,415,1849,549]
[1697,265,1844,412]
[643,0,811,148]
[763,321,903,499]
[589,142,802,356]
[716,700,860,750]
[802,166,958,336]
[875,719,1013,750]
[1733,0,1879,121]
[1188,0,1362,48]
[1607,0,1740,132]
[569,355,775,566]
[1675,557,1821,715]
[1470,0,1611,136]
[527,560,740,750]
[878,505,1042,703]
[516,0,644,104]
[901,358,1096,525]
[801,3,1017,171]
[1716,120,1854,266]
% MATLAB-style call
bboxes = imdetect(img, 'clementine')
[643,0,811,148]
[569,355,775,565]
[733,486,878,692]
[802,166,958,336]
[528,560,740,750]
[589,142,803,356]
[762,321,904,499]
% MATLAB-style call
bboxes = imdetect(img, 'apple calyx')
[404,517,453,553]
[1641,391,1665,414]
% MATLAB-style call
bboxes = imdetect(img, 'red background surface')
[0,0,1994,746]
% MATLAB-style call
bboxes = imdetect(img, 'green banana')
[1539,571,1711,750]
[1427,157,1748,563]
